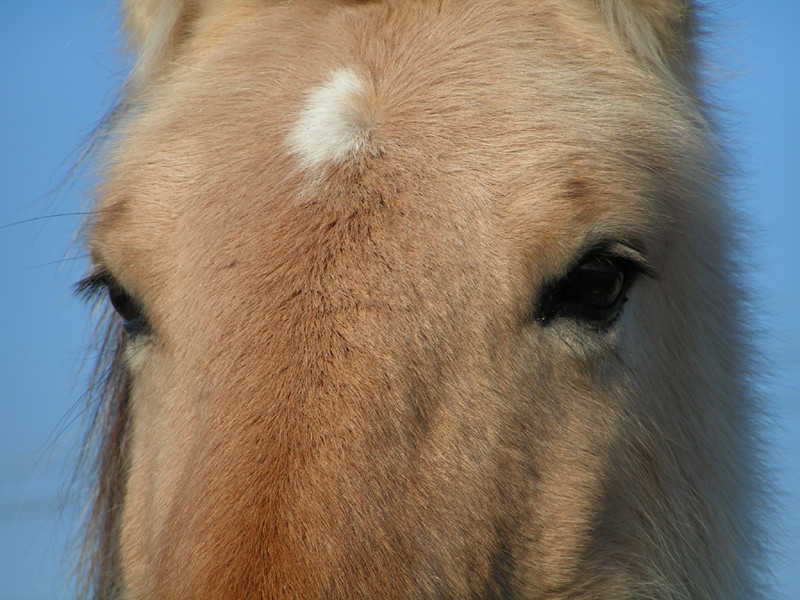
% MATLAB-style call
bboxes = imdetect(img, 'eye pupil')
[567,258,625,310]
[108,282,142,323]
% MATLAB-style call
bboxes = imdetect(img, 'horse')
[75,0,765,598]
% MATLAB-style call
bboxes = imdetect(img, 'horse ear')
[123,0,214,88]
[589,0,697,84]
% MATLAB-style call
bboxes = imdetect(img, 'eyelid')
[589,240,656,280]
[75,266,148,311]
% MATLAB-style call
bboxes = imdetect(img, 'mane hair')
[75,315,130,600]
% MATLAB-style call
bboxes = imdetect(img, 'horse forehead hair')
[287,67,372,172]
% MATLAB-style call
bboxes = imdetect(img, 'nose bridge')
[208,289,515,600]
[160,301,437,598]
[130,157,523,598]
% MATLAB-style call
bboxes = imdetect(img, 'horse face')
[83,1,758,598]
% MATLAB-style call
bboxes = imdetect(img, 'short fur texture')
[78,1,764,598]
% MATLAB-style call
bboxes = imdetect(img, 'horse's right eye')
[76,270,149,338]
[106,281,148,337]
[107,281,140,322]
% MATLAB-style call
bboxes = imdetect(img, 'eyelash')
[76,269,149,338]
[75,268,114,306]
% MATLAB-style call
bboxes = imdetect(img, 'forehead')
[92,0,679,276]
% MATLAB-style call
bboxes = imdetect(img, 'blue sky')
[1,2,797,598]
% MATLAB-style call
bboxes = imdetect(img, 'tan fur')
[79,1,764,598]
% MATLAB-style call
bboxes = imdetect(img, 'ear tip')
[123,0,192,87]
[123,0,162,46]
[594,0,698,83]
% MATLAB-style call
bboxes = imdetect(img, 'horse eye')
[566,257,625,312]
[107,281,148,337]
[76,270,150,338]
[536,254,638,328]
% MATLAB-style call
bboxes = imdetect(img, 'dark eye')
[536,253,643,329]
[76,270,149,338]
[565,256,626,313]
[106,280,148,337]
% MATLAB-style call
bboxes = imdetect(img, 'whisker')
[0,211,100,231]
[24,255,91,270]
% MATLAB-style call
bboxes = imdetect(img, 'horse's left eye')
[565,257,626,314]
[536,253,642,329]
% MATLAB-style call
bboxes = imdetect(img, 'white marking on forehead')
[288,68,371,171]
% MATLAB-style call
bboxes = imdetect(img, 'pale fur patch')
[123,332,154,375]
[287,68,371,170]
